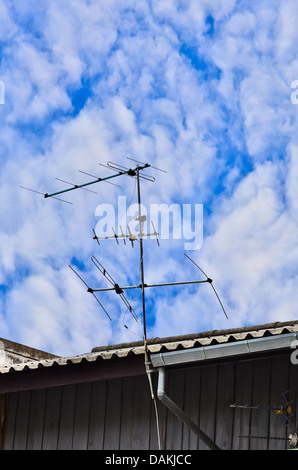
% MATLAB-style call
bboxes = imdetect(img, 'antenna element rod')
[91,279,210,292]
[44,164,149,199]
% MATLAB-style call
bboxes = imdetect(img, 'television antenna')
[22,156,228,450]
[23,154,228,352]
[234,391,297,448]
[230,391,295,429]
[66,158,228,348]
[20,159,147,204]
[93,220,159,247]
[238,433,298,449]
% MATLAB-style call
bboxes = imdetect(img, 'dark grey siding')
[1,353,297,450]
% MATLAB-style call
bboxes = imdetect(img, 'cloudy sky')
[0,0,298,357]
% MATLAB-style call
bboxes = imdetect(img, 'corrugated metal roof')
[0,320,297,375]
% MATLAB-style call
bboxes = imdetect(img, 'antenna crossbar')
[43,163,151,199]
[91,278,210,292]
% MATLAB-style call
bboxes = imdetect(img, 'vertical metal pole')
[136,166,162,450]
[136,166,147,347]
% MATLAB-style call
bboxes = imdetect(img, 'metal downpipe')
[157,367,220,451]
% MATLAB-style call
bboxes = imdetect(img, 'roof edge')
[91,320,298,353]
[150,331,298,368]
[0,337,59,366]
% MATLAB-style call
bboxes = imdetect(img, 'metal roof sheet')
[0,320,297,375]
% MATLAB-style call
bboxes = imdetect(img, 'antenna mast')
[136,165,148,348]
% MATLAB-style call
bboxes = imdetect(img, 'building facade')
[0,320,298,450]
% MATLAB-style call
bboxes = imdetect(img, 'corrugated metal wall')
[1,354,297,450]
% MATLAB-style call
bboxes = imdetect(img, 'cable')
[145,356,162,450]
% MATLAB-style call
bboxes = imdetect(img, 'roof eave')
[150,331,298,368]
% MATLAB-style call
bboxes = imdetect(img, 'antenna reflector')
[107,161,130,173]
[107,161,155,182]
[79,169,121,188]
[93,228,100,245]
[126,156,167,173]
[184,253,228,319]
[55,177,98,194]
[20,186,73,204]
[151,221,160,246]
[91,255,138,321]
[20,186,45,197]
[120,225,126,245]
[112,227,119,244]
[68,264,112,320]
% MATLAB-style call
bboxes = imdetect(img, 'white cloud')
[0,1,298,356]
[4,266,114,355]
[286,144,298,222]
[0,0,18,40]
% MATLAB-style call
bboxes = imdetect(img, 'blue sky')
[0,0,298,356]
